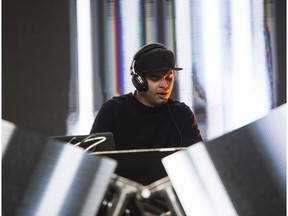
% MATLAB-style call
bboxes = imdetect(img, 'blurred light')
[121,0,140,93]
[230,0,261,129]
[231,0,253,125]
[75,0,94,133]
[143,0,157,43]
[201,0,224,139]
[175,0,194,108]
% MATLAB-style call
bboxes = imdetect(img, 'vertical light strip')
[175,0,193,108]
[265,1,278,107]
[230,0,255,129]
[221,0,234,135]
[164,1,175,50]
[36,146,83,215]
[145,1,150,42]
[113,1,121,95]
[121,0,140,93]
[201,0,224,139]
[251,0,271,117]
[76,0,94,133]
[145,0,157,43]
[105,0,117,99]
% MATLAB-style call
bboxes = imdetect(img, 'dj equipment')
[49,132,116,152]
[2,120,117,216]
[163,104,286,216]
[97,175,185,216]
[2,104,286,216]
[130,43,167,91]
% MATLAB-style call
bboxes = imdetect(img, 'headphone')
[130,43,167,91]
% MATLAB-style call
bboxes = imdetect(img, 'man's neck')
[133,90,166,108]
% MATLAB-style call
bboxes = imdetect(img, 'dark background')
[2,0,286,137]
[2,0,70,136]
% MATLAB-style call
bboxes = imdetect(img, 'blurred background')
[2,0,286,142]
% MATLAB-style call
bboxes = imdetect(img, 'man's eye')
[149,77,161,81]
[147,74,173,81]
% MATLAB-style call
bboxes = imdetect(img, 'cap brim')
[139,67,183,74]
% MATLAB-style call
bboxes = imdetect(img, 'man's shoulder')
[103,93,132,106]
[168,98,189,109]
[99,93,132,113]
[168,98,195,117]
[111,93,133,103]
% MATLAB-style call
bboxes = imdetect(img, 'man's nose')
[160,77,168,87]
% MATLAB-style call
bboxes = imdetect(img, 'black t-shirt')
[90,93,202,150]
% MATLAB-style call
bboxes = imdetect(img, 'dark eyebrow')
[147,70,174,77]
[147,74,161,78]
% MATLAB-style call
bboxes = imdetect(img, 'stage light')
[75,0,94,133]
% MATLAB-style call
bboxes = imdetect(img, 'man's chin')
[157,98,168,105]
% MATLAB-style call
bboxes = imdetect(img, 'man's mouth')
[157,92,169,98]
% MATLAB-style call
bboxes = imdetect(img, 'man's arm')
[179,105,203,146]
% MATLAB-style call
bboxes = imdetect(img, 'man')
[90,43,202,150]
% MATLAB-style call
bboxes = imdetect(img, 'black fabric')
[134,48,183,74]
[90,93,202,150]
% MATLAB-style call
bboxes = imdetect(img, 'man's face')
[138,69,175,107]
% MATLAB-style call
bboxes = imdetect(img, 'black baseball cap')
[134,44,183,74]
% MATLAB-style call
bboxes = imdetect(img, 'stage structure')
[2,104,286,215]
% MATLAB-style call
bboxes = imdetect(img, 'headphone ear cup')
[131,43,166,92]
[132,73,148,92]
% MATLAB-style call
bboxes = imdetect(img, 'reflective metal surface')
[162,104,286,216]
[2,120,117,216]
